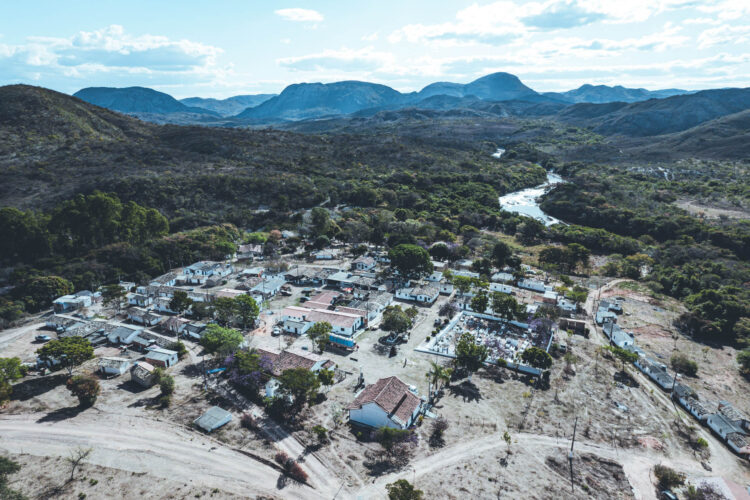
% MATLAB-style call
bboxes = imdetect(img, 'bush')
[311,424,328,444]
[66,376,100,408]
[241,413,258,430]
[158,394,171,408]
[671,353,699,377]
[159,374,175,396]
[274,451,290,466]
[653,464,685,490]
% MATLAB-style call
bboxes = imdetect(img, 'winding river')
[498,172,565,226]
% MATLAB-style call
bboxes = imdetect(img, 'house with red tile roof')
[348,376,422,429]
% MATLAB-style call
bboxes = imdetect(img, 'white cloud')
[274,8,324,23]
[278,47,394,73]
[698,24,750,48]
[0,25,224,92]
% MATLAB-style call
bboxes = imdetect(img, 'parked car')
[35,335,52,342]
[272,327,281,336]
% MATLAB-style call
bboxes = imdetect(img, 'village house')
[184,261,233,285]
[352,256,376,271]
[559,318,587,335]
[153,297,177,314]
[127,307,164,327]
[348,376,423,430]
[149,272,178,288]
[145,347,179,368]
[281,305,363,336]
[490,282,514,295]
[236,244,263,260]
[602,319,635,348]
[395,283,440,305]
[195,406,233,433]
[108,325,143,345]
[250,276,286,300]
[163,317,190,335]
[99,357,132,377]
[451,269,480,279]
[517,278,546,293]
[673,384,712,422]
[634,357,675,390]
[184,322,207,340]
[52,290,93,313]
[491,272,514,283]
[128,293,153,308]
[131,361,157,387]
[257,347,336,398]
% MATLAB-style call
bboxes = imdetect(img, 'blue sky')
[1,0,748,98]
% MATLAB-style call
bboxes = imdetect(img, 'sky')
[1,0,749,98]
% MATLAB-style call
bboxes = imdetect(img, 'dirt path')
[0,411,335,499]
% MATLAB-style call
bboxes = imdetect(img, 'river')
[498,172,565,226]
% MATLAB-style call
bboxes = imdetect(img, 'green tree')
[382,306,411,335]
[277,368,321,410]
[503,430,512,453]
[317,368,335,390]
[738,349,750,376]
[307,322,332,353]
[15,275,73,312]
[492,241,511,269]
[67,375,100,407]
[606,345,638,371]
[491,292,522,321]
[101,284,126,312]
[653,464,685,490]
[425,361,452,399]
[0,455,26,500]
[213,297,237,326]
[0,357,25,404]
[36,337,94,375]
[199,324,244,355]
[454,332,488,380]
[389,244,433,278]
[521,347,553,370]
[452,276,474,297]
[471,290,489,314]
[168,290,193,315]
[234,294,259,329]
[386,479,424,500]
[671,353,699,377]
[169,341,188,360]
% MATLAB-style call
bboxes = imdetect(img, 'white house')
[395,283,440,305]
[602,320,634,349]
[127,307,164,327]
[352,256,376,271]
[99,357,132,376]
[145,347,179,368]
[281,305,362,336]
[154,297,177,314]
[131,361,157,387]
[149,272,178,287]
[108,325,143,345]
[348,376,422,430]
[490,283,514,295]
[184,261,233,284]
[237,244,263,260]
[128,293,153,307]
[53,291,92,313]
[517,279,545,293]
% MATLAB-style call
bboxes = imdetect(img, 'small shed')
[99,357,132,376]
[195,406,232,433]
[145,347,179,368]
[131,361,156,387]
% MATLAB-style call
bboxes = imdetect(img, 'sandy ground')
[675,199,749,220]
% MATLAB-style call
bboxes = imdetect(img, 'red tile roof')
[348,376,421,427]
[256,347,334,377]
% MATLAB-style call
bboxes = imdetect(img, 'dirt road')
[0,411,336,499]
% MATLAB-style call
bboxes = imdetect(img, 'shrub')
[311,424,328,444]
[653,464,685,490]
[159,374,175,396]
[274,451,290,466]
[66,376,100,408]
[158,395,171,408]
[671,353,699,377]
[241,413,258,430]
[287,461,308,483]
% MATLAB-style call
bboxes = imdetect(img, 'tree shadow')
[477,366,506,384]
[117,380,150,394]
[37,405,86,423]
[613,370,640,388]
[180,362,203,379]
[11,374,68,401]
[447,380,483,403]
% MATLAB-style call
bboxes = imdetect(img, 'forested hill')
[0,84,547,219]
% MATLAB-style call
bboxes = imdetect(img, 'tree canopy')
[389,244,433,278]
[199,324,244,355]
[36,337,94,375]
[382,306,412,334]
[521,347,553,370]
[455,332,489,375]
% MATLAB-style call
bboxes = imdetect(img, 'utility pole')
[569,416,578,493]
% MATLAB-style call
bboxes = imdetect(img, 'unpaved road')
[0,411,337,499]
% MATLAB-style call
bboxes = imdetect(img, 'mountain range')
[72,72,698,125]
